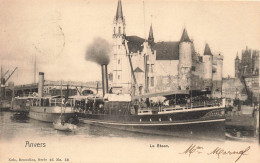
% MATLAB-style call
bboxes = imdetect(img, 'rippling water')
[1,111,259,163]
[1,112,201,142]
[0,111,256,142]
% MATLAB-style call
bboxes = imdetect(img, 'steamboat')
[28,72,77,123]
[78,64,226,139]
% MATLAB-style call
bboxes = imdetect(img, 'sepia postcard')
[0,0,260,162]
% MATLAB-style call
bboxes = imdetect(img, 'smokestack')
[0,78,6,99]
[38,72,44,97]
[101,65,108,96]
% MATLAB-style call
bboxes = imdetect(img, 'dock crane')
[0,67,18,99]
[123,39,137,96]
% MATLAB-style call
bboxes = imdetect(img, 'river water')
[0,111,259,163]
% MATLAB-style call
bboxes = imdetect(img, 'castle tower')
[213,53,223,81]
[111,0,131,94]
[235,52,241,78]
[178,28,192,90]
[212,53,224,98]
[203,43,213,90]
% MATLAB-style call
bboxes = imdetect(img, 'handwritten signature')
[179,144,250,162]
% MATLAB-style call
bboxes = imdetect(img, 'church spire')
[180,28,191,42]
[235,52,239,60]
[148,24,154,46]
[116,0,124,21]
[204,43,212,56]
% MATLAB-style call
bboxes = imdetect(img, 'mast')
[34,53,36,83]
[143,0,146,41]
[143,0,149,93]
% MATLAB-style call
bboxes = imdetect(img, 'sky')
[0,0,260,85]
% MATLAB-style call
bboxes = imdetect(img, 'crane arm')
[123,39,137,85]
[5,67,18,82]
[3,70,9,78]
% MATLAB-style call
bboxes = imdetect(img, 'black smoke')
[86,37,111,65]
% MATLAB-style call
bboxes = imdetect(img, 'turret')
[111,0,130,94]
[213,53,223,81]
[203,43,213,80]
[113,0,125,38]
[235,52,241,78]
[179,28,192,68]
[178,28,192,90]
[148,24,154,47]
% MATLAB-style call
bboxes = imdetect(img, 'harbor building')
[109,0,224,97]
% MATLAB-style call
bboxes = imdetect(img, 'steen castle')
[108,0,224,98]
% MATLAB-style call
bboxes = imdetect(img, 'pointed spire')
[116,0,124,21]
[180,28,191,42]
[204,43,212,56]
[235,52,239,60]
[148,24,154,46]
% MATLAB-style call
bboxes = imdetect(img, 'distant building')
[233,47,259,103]
[109,0,224,97]
[235,47,259,78]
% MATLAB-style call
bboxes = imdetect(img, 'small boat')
[225,132,256,142]
[53,120,77,132]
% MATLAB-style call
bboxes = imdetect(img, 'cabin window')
[151,77,154,87]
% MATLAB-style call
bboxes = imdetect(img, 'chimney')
[101,65,108,96]
[38,72,44,97]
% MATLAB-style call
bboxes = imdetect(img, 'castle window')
[192,66,196,71]
[118,75,120,80]
[118,45,120,49]
[146,64,149,73]
[119,27,121,34]
[151,64,154,73]
[147,55,149,61]
[114,54,116,59]
[114,27,115,34]
[151,77,154,87]
[118,59,120,64]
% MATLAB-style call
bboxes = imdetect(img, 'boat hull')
[29,112,75,123]
[29,106,76,123]
[79,107,226,139]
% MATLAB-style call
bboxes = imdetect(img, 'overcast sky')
[0,0,259,85]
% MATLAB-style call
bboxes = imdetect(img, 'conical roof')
[116,0,124,21]
[235,52,240,60]
[148,24,154,40]
[204,43,212,55]
[148,24,154,46]
[180,28,191,42]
